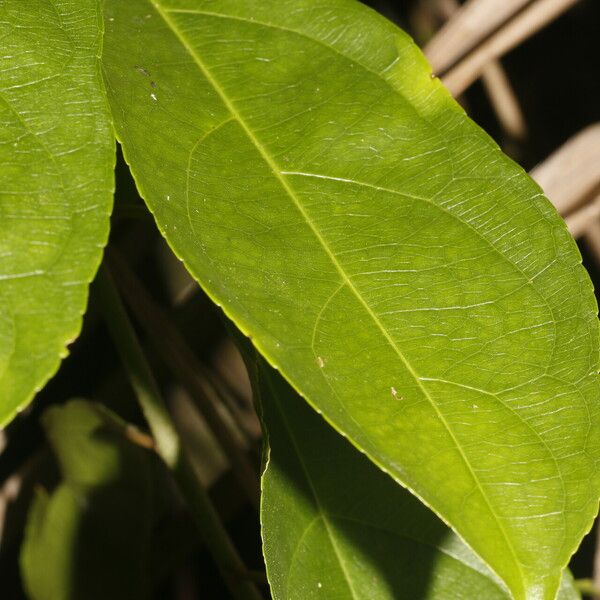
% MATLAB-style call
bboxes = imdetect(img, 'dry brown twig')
[530,124,600,216]
[424,0,530,73]
[441,0,582,95]
[530,124,600,258]
[424,0,527,139]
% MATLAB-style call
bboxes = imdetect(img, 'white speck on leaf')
[391,387,403,400]
[316,356,325,368]
[150,93,157,101]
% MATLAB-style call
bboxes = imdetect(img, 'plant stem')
[95,265,262,600]
[107,248,260,507]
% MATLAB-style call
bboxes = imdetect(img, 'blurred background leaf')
[20,400,163,600]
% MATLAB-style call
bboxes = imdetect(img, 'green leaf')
[20,400,159,600]
[101,1,600,597]
[0,0,114,425]
[246,349,581,600]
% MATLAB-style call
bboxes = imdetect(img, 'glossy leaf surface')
[102,1,600,597]
[0,0,114,424]
[248,350,580,600]
[20,400,159,600]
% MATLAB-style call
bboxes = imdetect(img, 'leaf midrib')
[148,1,526,592]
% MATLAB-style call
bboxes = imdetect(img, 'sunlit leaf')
[0,0,114,424]
[102,1,600,597]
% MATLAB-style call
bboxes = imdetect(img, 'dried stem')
[442,0,581,95]
[107,249,261,507]
[95,265,262,600]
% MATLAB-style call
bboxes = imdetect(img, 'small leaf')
[246,349,581,600]
[102,1,600,597]
[20,400,159,600]
[0,0,114,424]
